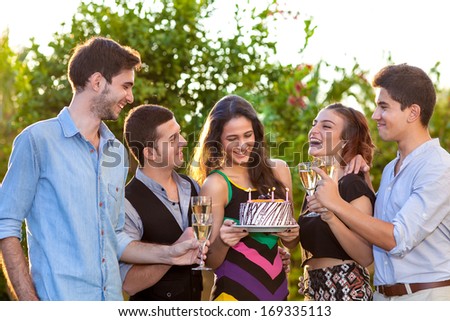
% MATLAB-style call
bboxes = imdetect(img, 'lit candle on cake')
[247,188,252,202]
[285,187,289,202]
[271,187,275,201]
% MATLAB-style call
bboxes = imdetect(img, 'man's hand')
[344,154,370,175]
[278,247,291,273]
[168,230,209,266]
[175,227,195,243]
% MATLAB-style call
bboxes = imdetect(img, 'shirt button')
[99,202,103,207]
[166,292,172,298]
[102,258,106,263]
[90,149,94,153]
[101,230,104,236]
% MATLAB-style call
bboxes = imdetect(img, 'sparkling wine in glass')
[317,155,336,179]
[298,161,319,217]
[191,196,213,271]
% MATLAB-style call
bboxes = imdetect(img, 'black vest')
[125,174,202,301]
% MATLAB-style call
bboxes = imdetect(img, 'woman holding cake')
[285,103,376,301]
[189,94,299,301]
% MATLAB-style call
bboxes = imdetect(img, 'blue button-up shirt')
[0,107,132,300]
[373,139,450,285]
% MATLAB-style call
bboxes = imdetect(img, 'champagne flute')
[191,196,213,271]
[316,155,336,179]
[298,161,319,217]
[314,155,336,215]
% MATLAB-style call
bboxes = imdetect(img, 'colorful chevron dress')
[210,170,288,301]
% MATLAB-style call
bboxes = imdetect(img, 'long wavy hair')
[189,95,286,198]
[324,103,375,167]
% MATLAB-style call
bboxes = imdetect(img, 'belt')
[376,279,450,297]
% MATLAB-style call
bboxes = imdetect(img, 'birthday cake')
[239,199,294,226]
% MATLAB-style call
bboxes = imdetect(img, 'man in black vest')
[121,105,203,300]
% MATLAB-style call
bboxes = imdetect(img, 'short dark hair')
[372,64,436,126]
[124,105,174,167]
[68,37,141,92]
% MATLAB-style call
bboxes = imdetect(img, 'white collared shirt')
[373,139,450,285]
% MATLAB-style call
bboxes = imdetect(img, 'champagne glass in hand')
[298,161,319,217]
[316,155,336,179]
[191,196,213,271]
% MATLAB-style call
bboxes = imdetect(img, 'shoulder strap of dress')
[209,169,232,204]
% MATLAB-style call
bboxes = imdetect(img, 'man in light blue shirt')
[0,37,201,300]
[312,64,450,300]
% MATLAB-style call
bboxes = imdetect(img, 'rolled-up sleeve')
[389,156,450,257]
[119,198,143,281]
[0,130,40,240]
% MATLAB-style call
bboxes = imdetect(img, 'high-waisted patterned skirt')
[303,262,373,301]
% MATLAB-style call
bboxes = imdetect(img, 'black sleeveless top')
[298,173,375,265]
[125,174,202,300]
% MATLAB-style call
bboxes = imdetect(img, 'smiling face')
[372,87,410,142]
[152,117,187,169]
[308,108,345,157]
[220,116,255,167]
[91,69,135,121]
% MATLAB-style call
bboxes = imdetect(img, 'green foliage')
[0,31,30,177]
[430,89,450,151]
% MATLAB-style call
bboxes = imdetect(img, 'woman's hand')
[275,225,300,243]
[311,167,342,211]
[220,219,249,247]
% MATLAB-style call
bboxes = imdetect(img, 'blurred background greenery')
[1,0,449,300]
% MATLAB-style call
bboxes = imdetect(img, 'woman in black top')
[285,103,376,300]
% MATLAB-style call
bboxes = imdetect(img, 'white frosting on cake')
[239,200,294,226]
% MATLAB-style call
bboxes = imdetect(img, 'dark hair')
[68,37,141,92]
[189,95,286,198]
[372,63,436,126]
[324,103,375,167]
[124,104,174,167]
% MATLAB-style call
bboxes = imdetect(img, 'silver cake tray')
[232,225,293,233]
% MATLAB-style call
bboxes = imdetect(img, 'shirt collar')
[57,107,116,142]
[394,138,440,174]
[402,138,440,166]
[57,107,79,138]
[135,168,189,192]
